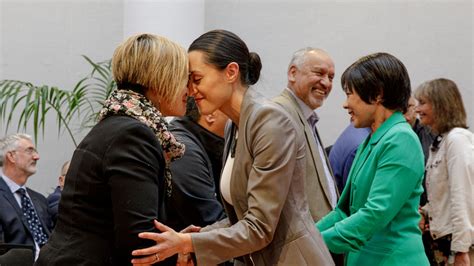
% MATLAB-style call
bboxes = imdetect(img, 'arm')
[446,131,473,253]
[321,131,424,253]
[105,123,163,260]
[316,208,347,232]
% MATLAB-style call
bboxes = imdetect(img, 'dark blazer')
[191,88,334,265]
[36,115,167,266]
[165,116,226,232]
[46,186,61,227]
[0,177,52,254]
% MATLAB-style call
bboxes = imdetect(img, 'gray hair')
[288,47,328,70]
[0,133,32,166]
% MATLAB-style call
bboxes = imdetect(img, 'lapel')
[0,177,33,235]
[280,90,335,203]
[225,88,263,218]
[347,112,407,204]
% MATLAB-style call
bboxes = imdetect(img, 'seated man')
[47,160,70,227]
[0,133,52,260]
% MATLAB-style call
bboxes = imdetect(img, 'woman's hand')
[180,224,201,234]
[454,252,470,266]
[131,220,193,265]
[418,207,429,232]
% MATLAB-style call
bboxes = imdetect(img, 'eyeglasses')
[11,147,38,155]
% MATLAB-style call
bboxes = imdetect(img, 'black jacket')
[164,116,226,232]
[36,115,166,265]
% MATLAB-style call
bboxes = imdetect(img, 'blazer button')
[429,216,433,221]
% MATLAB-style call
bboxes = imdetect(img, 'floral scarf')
[98,89,185,197]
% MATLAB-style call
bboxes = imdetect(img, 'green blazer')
[317,112,429,265]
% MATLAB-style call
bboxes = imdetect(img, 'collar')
[368,111,406,145]
[171,116,225,160]
[285,88,319,122]
[1,174,25,194]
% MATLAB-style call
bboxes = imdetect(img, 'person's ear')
[6,151,16,163]
[375,94,383,104]
[225,62,239,83]
[205,113,216,125]
[288,65,297,83]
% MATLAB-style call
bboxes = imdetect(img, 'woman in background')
[36,33,188,265]
[316,53,429,265]
[416,78,473,266]
[131,29,334,266]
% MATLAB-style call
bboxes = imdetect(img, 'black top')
[36,115,166,265]
[164,116,226,232]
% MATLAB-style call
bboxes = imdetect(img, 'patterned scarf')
[98,89,185,197]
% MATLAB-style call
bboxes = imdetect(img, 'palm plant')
[0,56,116,146]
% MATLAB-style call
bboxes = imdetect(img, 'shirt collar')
[1,174,24,194]
[285,88,319,122]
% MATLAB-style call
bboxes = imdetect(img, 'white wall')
[204,0,473,145]
[1,0,472,195]
[0,0,124,195]
[123,0,204,48]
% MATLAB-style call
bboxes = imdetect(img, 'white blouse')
[423,127,474,253]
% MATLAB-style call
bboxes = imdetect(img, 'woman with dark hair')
[415,78,473,266]
[316,53,429,265]
[36,33,189,265]
[131,29,334,265]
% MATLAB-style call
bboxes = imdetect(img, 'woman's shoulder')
[446,127,473,138]
[444,127,474,147]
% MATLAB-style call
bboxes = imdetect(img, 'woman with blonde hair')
[416,78,473,266]
[36,33,189,265]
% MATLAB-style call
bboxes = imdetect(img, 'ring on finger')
[155,253,159,261]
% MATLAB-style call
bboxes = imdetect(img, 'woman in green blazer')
[317,53,429,265]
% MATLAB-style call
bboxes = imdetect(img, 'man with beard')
[0,133,52,261]
[273,48,339,222]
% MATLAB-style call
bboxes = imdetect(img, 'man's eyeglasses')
[11,147,38,155]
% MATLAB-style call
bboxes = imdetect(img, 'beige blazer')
[191,88,334,265]
[273,89,336,221]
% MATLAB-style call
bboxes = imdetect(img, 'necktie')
[17,188,48,246]
[307,113,319,140]
[307,113,338,207]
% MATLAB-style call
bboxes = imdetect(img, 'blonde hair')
[415,78,467,134]
[112,33,188,103]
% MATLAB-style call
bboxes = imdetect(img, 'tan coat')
[273,89,336,221]
[191,88,334,265]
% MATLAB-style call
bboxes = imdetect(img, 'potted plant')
[0,56,116,146]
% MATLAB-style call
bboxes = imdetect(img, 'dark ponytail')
[247,52,262,85]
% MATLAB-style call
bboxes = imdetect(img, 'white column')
[123,0,205,49]
[0,0,4,79]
